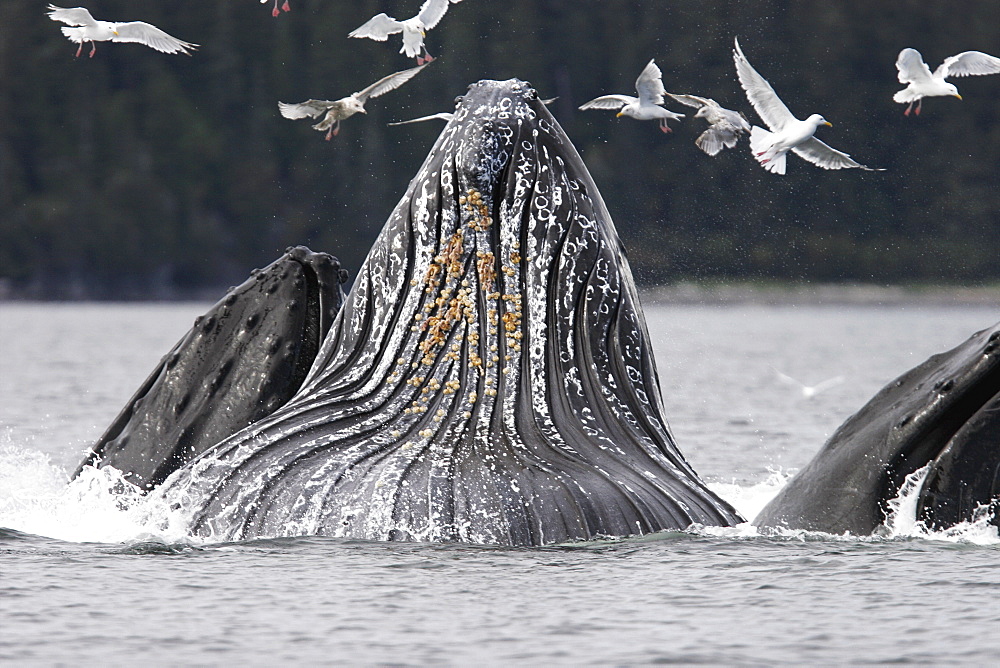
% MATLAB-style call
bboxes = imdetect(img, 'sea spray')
[881,465,999,546]
[0,446,192,544]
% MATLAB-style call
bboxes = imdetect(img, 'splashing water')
[1,445,995,546]
[0,446,192,545]
[880,465,999,545]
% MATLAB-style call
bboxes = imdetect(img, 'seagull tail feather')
[748,126,773,154]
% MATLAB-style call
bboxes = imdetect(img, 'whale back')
[78,247,347,489]
[161,79,742,544]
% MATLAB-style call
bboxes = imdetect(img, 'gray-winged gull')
[733,38,881,175]
[894,48,1000,115]
[279,63,429,140]
[668,94,751,155]
[579,60,685,133]
[349,0,465,65]
[47,5,197,57]
[772,368,845,400]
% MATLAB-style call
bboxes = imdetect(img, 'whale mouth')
[76,246,348,490]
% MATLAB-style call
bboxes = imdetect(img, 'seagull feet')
[75,42,83,58]
[89,42,97,58]
[915,99,922,116]
[282,0,290,11]
[659,121,672,133]
[417,51,435,66]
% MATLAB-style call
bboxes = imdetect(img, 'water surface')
[2,302,998,664]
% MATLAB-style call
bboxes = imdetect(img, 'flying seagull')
[772,368,845,399]
[349,0,465,65]
[668,94,751,155]
[894,48,1000,116]
[733,37,881,175]
[261,0,291,18]
[46,5,197,58]
[579,60,685,133]
[279,64,429,140]
[389,98,557,126]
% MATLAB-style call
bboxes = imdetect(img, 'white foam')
[881,465,999,545]
[708,468,793,521]
[2,446,996,546]
[0,446,193,545]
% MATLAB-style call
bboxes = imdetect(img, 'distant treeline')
[1,1,998,298]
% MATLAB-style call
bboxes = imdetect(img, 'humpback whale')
[83,79,742,545]
[78,247,348,490]
[756,323,1000,534]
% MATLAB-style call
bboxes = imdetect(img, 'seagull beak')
[113,30,119,36]
[615,111,624,118]
[823,121,833,127]
[954,94,963,100]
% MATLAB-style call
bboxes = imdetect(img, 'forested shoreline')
[2,1,998,299]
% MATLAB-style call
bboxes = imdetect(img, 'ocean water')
[1,301,998,665]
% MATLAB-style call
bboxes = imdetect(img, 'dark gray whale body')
[79,246,348,490]
[756,323,1000,533]
[86,79,743,544]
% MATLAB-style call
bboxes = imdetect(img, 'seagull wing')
[792,137,881,171]
[695,125,741,156]
[111,22,198,54]
[733,37,796,132]
[46,5,98,26]
[349,13,404,40]
[634,59,666,105]
[810,376,845,394]
[355,63,428,103]
[417,0,453,30]
[389,112,454,125]
[724,109,752,133]
[895,48,934,84]
[578,95,635,111]
[278,100,335,120]
[667,93,712,110]
[773,369,806,390]
[936,50,1000,79]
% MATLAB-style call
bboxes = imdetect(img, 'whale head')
[151,79,741,545]
[756,322,1000,534]
[77,246,348,490]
